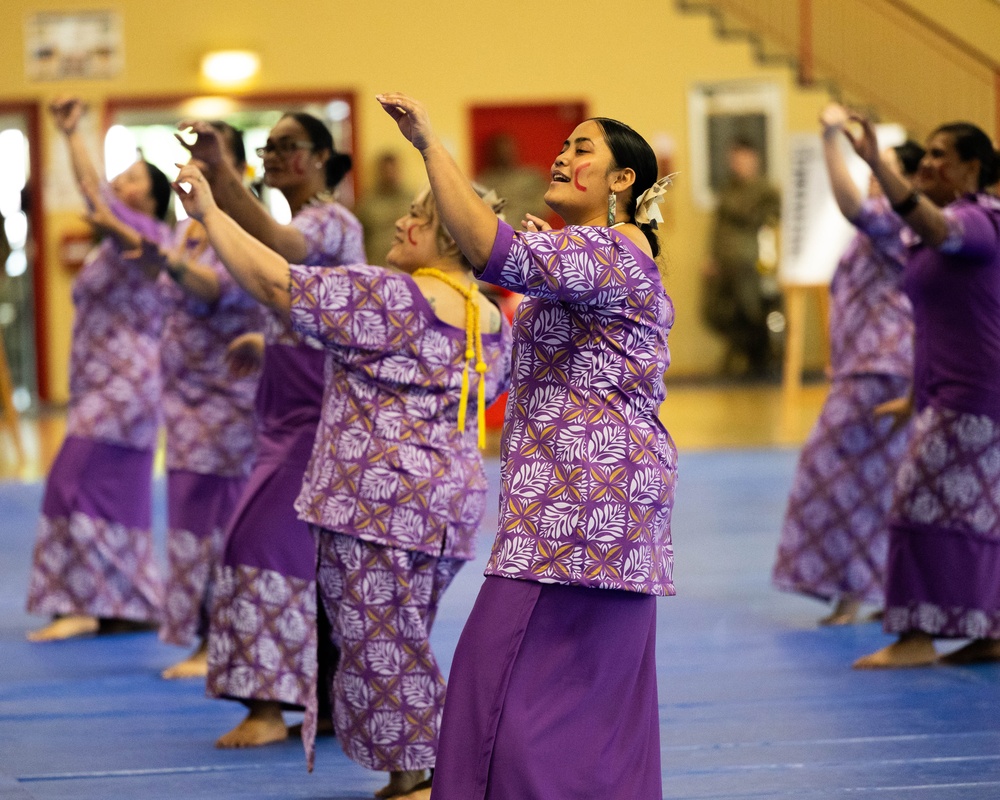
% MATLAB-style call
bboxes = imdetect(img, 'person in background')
[773,103,923,626]
[475,132,549,236]
[127,122,264,679]
[26,97,170,641]
[175,112,365,743]
[354,150,412,263]
[702,137,781,377]
[844,116,1000,669]
[379,91,675,800]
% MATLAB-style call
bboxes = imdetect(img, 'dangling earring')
[607,191,617,226]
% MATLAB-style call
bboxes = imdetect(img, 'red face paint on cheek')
[573,162,591,192]
[407,226,419,246]
[290,151,307,176]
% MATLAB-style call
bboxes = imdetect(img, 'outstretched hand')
[175,121,225,172]
[172,163,218,222]
[843,113,880,167]
[819,103,849,134]
[376,93,437,153]
[49,97,85,134]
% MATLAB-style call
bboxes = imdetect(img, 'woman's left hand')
[172,163,219,222]
[376,93,438,153]
[844,114,881,168]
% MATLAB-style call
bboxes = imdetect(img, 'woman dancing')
[128,122,265,678]
[173,160,512,797]
[26,98,171,640]
[174,113,365,741]
[773,103,923,625]
[379,92,676,799]
[844,116,1000,668]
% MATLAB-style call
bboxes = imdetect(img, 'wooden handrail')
[879,0,1000,72]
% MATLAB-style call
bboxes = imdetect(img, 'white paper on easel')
[779,125,905,286]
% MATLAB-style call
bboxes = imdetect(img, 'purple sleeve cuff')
[938,199,999,258]
[477,219,513,286]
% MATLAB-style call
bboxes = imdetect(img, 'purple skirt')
[206,436,320,708]
[884,405,1000,638]
[26,435,162,622]
[773,374,911,604]
[160,470,246,646]
[432,576,661,800]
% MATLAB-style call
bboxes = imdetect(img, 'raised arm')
[820,105,863,221]
[846,114,949,247]
[173,163,290,316]
[378,93,499,269]
[176,121,312,263]
[50,98,102,204]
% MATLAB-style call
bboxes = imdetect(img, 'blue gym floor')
[2,449,999,799]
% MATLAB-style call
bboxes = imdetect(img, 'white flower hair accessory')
[634,173,678,228]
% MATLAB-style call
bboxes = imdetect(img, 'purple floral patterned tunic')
[160,218,263,476]
[479,221,676,596]
[289,263,513,560]
[66,189,169,450]
[829,196,913,379]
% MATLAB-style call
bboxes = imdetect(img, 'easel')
[781,282,830,401]
[0,326,25,468]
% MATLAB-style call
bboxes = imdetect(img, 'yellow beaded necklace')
[413,267,488,449]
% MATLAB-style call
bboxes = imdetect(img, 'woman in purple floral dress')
[379,93,676,800]
[26,98,172,641]
[126,123,265,678]
[843,116,1000,669]
[172,161,512,798]
[773,104,923,625]
[174,115,367,747]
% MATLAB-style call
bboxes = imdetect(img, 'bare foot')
[216,701,287,748]
[853,633,937,669]
[27,615,99,641]
[939,638,1000,665]
[819,597,861,626]
[375,770,426,799]
[161,639,208,679]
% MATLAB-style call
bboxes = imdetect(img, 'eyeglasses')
[255,140,314,158]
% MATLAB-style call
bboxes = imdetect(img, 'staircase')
[677,0,1000,140]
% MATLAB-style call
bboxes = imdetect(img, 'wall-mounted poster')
[780,124,905,285]
[25,11,123,81]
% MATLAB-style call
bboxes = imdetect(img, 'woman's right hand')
[225,332,265,378]
[49,97,84,134]
[376,93,438,153]
[175,121,225,171]
[172,163,219,222]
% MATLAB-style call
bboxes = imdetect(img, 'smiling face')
[386,189,441,271]
[915,131,980,206]
[260,116,323,191]
[110,161,156,216]
[544,120,620,223]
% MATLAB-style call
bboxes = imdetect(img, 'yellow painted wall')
[2,0,843,401]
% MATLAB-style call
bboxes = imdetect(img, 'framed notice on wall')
[24,11,123,81]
